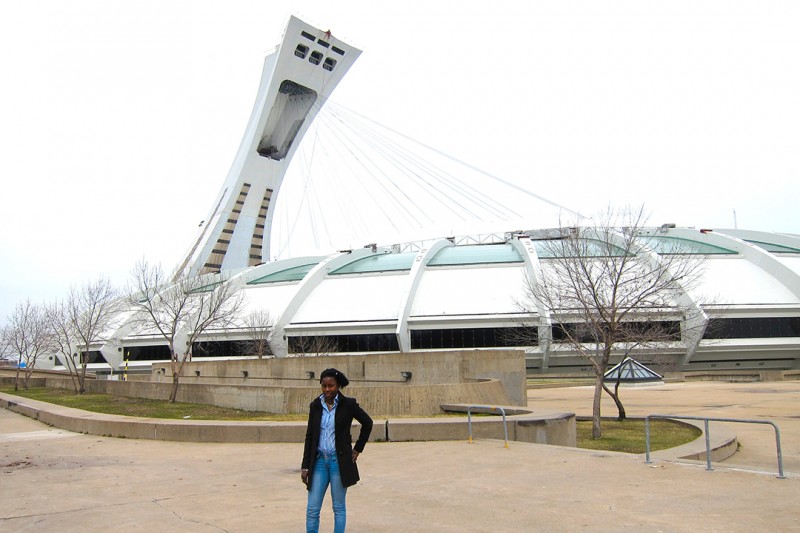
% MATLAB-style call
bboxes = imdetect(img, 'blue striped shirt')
[318,393,339,455]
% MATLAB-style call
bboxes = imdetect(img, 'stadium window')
[704,317,800,339]
[79,351,108,364]
[323,57,337,71]
[295,44,309,59]
[192,340,261,358]
[552,321,681,343]
[309,51,322,66]
[288,334,399,354]
[410,327,537,349]
[125,345,171,361]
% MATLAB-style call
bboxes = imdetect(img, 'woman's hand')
[352,450,360,463]
[301,469,309,485]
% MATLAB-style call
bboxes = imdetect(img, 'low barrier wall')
[167,349,528,407]
[42,376,512,417]
[0,392,576,446]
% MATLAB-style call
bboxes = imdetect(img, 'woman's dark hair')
[319,368,349,388]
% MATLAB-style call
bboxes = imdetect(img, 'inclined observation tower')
[175,16,361,279]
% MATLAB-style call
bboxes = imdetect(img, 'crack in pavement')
[151,498,231,532]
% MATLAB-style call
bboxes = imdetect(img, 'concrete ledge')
[431,403,577,446]
[644,418,738,463]
[37,376,515,417]
[0,392,574,446]
[1,392,731,460]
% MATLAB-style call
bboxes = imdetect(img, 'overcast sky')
[1,0,799,322]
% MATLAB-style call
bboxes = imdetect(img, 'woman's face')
[320,376,339,403]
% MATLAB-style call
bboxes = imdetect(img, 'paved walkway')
[2,381,799,532]
[527,380,800,473]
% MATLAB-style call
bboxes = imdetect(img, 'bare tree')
[523,206,707,438]
[0,327,12,363]
[4,300,53,390]
[242,309,275,358]
[55,277,119,393]
[128,260,244,402]
[47,302,81,392]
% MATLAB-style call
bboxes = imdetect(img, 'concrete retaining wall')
[163,349,528,405]
[0,392,576,446]
[42,376,511,417]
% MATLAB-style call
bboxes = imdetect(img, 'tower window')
[323,57,337,72]
[300,31,315,41]
[331,45,345,56]
[295,44,308,59]
[317,39,330,48]
[309,51,322,65]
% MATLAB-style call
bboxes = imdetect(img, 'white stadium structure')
[49,16,800,376]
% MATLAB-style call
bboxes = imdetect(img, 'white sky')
[1,0,799,322]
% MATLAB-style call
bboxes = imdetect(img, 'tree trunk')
[602,381,627,421]
[592,372,604,439]
[78,353,88,394]
[68,368,79,393]
[168,354,183,403]
[169,375,180,403]
[23,365,33,390]
[14,359,21,391]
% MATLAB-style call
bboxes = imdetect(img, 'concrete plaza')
[2,381,799,532]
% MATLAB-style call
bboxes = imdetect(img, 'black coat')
[301,393,373,489]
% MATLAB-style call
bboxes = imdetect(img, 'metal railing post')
[467,406,474,444]
[645,414,786,478]
[466,405,509,448]
[704,419,713,471]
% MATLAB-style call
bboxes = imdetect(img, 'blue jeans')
[306,452,347,533]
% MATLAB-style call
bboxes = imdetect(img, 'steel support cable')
[328,102,516,214]
[315,108,431,228]
[327,104,484,213]
[274,105,408,258]
[316,97,517,225]
[312,112,411,232]
[315,115,416,235]
[317,111,434,228]
[328,101,586,220]
[309,135,372,240]
[338,111,511,220]
[308,129,380,239]
[323,103,471,213]
[322,106,479,222]
[319,102,432,217]
[326,102,523,221]
[338,110,525,221]
[273,98,327,258]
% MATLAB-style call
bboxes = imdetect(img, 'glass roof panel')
[533,239,627,258]
[745,240,800,254]
[428,244,523,266]
[248,262,319,284]
[637,236,737,255]
[330,253,416,274]
[189,281,222,293]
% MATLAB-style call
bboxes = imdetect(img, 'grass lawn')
[1,387,306,421]
[577,418,701,453]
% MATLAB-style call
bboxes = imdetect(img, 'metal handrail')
[466,405,509,448]
[645,414,785,479]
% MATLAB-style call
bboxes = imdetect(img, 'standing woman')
[301,368,373,533]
